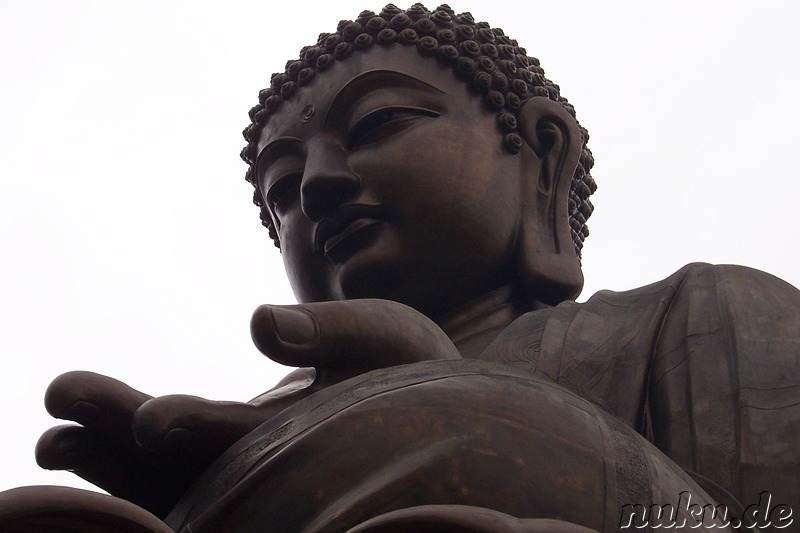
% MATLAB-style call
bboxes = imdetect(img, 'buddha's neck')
[439,285,546,359]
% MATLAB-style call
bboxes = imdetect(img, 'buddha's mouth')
[315,204,387,261]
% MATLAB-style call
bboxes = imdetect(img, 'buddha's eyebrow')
[256,137,302,182]
[324,70,444,128]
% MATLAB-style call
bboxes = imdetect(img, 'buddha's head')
[241,3,596,323]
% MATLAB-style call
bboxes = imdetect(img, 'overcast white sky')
[1,1,798,494]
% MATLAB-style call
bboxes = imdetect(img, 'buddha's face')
[256,46,526,323]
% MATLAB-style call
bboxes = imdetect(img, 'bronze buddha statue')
[2,4,797,532]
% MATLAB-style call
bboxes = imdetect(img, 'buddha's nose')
[300,144,360,221]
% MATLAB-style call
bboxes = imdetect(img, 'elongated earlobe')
[515,97,584,304]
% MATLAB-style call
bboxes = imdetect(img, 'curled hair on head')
[242,3,597,258]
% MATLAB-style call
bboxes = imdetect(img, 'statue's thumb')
[250,299,460,372]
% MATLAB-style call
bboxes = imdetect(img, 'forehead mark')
[257,69,445,159]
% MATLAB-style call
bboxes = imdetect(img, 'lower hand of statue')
[36,299,459,518]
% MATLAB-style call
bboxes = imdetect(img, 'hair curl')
[241,3,597,256]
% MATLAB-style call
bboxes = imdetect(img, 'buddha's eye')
[266,173,302,218]
[349,107,439,149]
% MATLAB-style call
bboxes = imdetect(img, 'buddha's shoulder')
[584,262,798,311]
[485,263,799,365]
[538,263,800,363]
[483,262,799,400]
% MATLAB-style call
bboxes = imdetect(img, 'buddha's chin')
[330,236,405,302]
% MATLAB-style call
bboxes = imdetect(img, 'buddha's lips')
[314,204,387,258]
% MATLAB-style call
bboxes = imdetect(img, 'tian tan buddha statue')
[1,4,798,532]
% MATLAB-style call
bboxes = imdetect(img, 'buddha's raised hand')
[36,299,459,517]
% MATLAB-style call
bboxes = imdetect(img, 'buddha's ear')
[514,96,584,304]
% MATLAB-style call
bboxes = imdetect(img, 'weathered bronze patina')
[2,4,798,532]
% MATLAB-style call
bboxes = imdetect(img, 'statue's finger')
[35,424,161,511]
[43,371,152,438]
[250,299,461,373]
[36,424,202,519]
[35,424,94,471]
[132,395,271,459]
